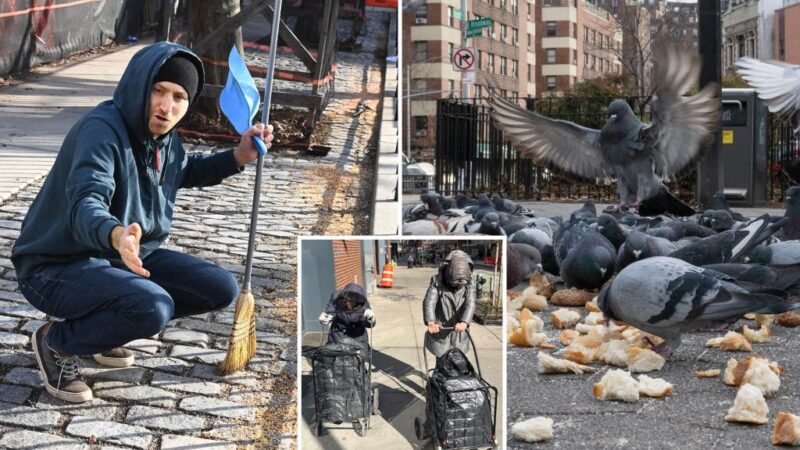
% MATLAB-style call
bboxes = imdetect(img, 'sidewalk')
[300,266,504,449]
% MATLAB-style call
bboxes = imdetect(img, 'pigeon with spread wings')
[488,47,719,216]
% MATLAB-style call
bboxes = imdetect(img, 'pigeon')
[616,230,678,271]
[540,244,560,276]
[465,194,496,221]
[489,47,719,212]
[498,212,530,236]
[560,231,616,289]
[776,186,800,241]
[509,227,553,250]
[530,217,559,239]
[668,214,787,266]
[599,256,800,356]
[402,219,447,235]
[454,192,476,208]
[507,243,542,288]
[572,199,598,222]
[712,192,748,222]
[492,193,524,214]
[703,263,800,296]
[735,57,800,138]
[466,212,505,235]
[596,214,630,250]
[746,241,800,265]
[646,220,716,242]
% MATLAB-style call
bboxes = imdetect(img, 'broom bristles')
[218,289,257,375]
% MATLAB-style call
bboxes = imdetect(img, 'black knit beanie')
[153,54,199,103]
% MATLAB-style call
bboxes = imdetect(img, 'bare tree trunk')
[188,0,243,123]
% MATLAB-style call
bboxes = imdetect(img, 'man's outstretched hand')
[111,223,150,277]
[234,123,274,166]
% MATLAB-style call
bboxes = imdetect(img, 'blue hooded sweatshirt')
[11,42,243,280]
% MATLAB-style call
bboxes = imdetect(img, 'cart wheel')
[316,421,324,436]
[414,417,424,440]
[371,387,380,415]
[353,419,366,437]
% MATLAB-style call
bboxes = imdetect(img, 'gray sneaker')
[32,322,92,403]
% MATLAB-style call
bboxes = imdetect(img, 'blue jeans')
[18,249,239,355]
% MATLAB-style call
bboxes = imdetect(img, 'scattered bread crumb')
[520,287,548,311]
[529,272,555,299]
[772,412,800,446]
[551,288,593,306]
[593,369,639,402]
[626,347,666,373]
[537,351,596,374]
[509,313,548,347]
[598,339,633,367]
[564,342,599,365]
[638,375,673,397]
[585,297,600,313]
[551,308,581,329]
[744,313,756,320]
[559,329,578,346]
[506,315,520,335]
[706,331,752,352]
[725,384,768,424]
[511,416,554,443]
[723,356,782,396]
[695,369,721,378]
[755,314,775,328]
[777,312,800,328]
[584,311,606,326]
[743,324,771,343]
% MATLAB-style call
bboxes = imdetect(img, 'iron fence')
[435,96,796,205]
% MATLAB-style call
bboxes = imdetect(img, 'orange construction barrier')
[366,0,398,8]
[379,264,394,288]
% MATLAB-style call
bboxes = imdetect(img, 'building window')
[488,54,495,73]
[584,26,589,42]
[572,23,577,38]
[449,43,455,61]
[415,116,428,133]
[546,76,556,90]
[415,5,427,22]
[528,33,532,50]
[527,2,532,19]
[500,56,507,75]
[591,55,596,69]
[606,35,611,48]
[528,64,532,81]
[512,59,518,77]
[546,22,557,37]
[584,52,589,66]
[546,49,556,63]
[449,80,455,96]
[500,0,507,8]
[448,6,455,27]
[512,28,518,45]
[573,49,577,65]
[476,84,483,98]
[598,33,603,49]
[592,30,596,44]
[512,0,518,15]
[501,24,508,41]
[415,41,427,62]
[478,50,483,68]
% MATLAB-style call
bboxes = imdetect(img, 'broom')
[218,0,284,375]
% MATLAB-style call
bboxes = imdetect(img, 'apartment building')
[774,0,800,64]
[535,0,621,95]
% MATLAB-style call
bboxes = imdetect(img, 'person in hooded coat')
[423,250,476,365]
[10,42,273,403]
[318,283,375,354]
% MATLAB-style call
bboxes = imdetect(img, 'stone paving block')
[81,363,148,384]
[0,330,28,346]
[0,290,26,303]
[0,314,19,330]
[0,429,89,450]
[170,344,226,364]
[66,415,153,449]
[150,371,223,396]
[0,401,60,429]
[0,300,46,319]
[0,383,32,404]
[0,349,35,367]
[20,318,45,334]
[179,396,256,421]
[133,354,190,374]
[191,364,260,387]
[161,435,236,450]
[92,381,177,408]
[161,328,210,347]
[35,393,122,422]
[124,405,205,432]
[3,366,43,387]
[180,318,231,335]
[124,338,162,355]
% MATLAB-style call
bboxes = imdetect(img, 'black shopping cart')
[414,328,498,450]
[303,326,379,437]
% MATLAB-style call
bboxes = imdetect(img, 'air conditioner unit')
[416,130,428,137]
[415,17,427,24]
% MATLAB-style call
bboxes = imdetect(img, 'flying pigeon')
[599,256,800,357]
[488,47,719,214]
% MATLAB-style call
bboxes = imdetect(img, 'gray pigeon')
[507,243,542,288]
[599,256,800,356]
[489,47,719,212]
[776,186,800,241]
[597,214,630,250]
[736,57,800,137]
[616,230,678,272]
[560,231,616,290]
[746,241,800,265]
[509,227,553,250]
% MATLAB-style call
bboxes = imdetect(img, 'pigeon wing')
[735,57,800,124]
[489,94,611,181]
[644,47,720,178]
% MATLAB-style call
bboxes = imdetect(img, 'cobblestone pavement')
[0,11,392,450]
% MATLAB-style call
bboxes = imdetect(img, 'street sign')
[453,8,464,20]
[467,18,492,30]
[463,71,476,83]
[452,47,475,71]
[466,28,483,38]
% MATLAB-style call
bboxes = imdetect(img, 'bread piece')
[509,295,524,319]
[585,297,600,313]
[559,329,578,346]
[695,369,721,378]
[551,288,593,306]
[744,313,756,320]
[706,331,752,352]
[551,308,581,329]
[529,272,555,299]
[592,369,639,402]
[537,351,596,374]
[772,412,800,446]
[584,311,606,326]
[723,356,782,396]
[755,314,775,328]
[742,324,771,343]
[598,339,633,367]
[564,342,598,365]
[725,384,768,424]
[638,375,673,397]
[520,287,548,311]
[509,314,548,347]
[626,347,666,373]
[511,416,554,443]
[506,314,520,335]
[777,311,800,328]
